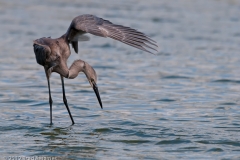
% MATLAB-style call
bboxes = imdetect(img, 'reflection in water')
[0,0,240,159]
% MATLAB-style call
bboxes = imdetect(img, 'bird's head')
[83,62,103,109]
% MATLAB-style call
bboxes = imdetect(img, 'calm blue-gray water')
[0,0,240,159]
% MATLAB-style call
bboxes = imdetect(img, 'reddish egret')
[33,14,157,125]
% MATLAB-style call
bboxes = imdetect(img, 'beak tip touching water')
[93,83,103,109]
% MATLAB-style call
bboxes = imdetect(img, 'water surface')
[0,0,240,159]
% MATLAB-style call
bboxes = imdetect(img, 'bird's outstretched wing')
[66,14,158,54]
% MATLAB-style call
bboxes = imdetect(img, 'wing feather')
[66,14,158,54]
[33,40,51,66]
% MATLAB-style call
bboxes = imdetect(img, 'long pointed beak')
[92,82,103,109]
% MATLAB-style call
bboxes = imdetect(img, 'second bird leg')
[61,75,75,125]
[46,77,53,125]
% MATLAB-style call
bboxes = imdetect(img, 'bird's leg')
[61,75,75,125]
[46,77,53,125]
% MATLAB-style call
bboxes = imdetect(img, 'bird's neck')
[67,60,85,79]
[60,33,68,43]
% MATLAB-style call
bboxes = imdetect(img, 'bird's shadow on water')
[36,123,75,139]
[24,123,73,140]
[27,122,101,158]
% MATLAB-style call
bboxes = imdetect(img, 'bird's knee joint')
[49,98,53,104]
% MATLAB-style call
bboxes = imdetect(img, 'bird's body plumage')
[33,14,157,125]
[34,36,69,77]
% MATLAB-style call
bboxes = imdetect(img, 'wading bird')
[33,14,157,125]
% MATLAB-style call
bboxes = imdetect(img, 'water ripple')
[1,0,240,159]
